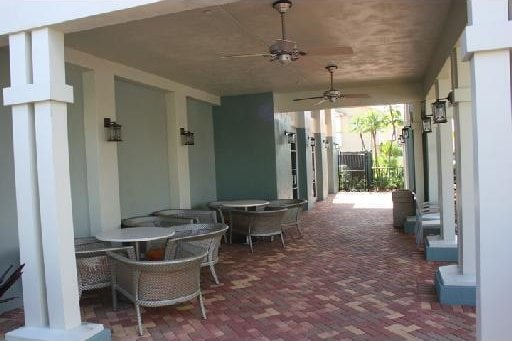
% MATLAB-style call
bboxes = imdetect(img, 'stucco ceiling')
[66,0,458,97]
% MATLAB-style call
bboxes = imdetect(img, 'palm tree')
[350,115,367,151]
[360,109,387,166]
[385,105,404,141]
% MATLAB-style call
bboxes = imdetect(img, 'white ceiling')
[66,0,461,97]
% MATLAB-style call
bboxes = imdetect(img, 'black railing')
[339,166,404,191]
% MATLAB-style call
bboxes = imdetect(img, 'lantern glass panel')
[432,100,447,123]
[422,118,432,133]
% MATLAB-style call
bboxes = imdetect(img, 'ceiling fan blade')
[221,53,273,59]
[306,46,354,56]
[314,99,327,106]
[293,96,324,102]
[342,93,370,99]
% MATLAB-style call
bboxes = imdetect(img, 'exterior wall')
[0,48,21,314]
[66,64,90,237]
[213,93,277,200]
[187,98,217,209]
[115,78,171,218]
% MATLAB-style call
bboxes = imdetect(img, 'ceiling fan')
[293,64,370,104]
[222,0,353,64]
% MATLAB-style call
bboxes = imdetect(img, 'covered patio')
[1,193,475,340]
[0,0,510,340]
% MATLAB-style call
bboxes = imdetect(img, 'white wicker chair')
[230,209,287,253]
[164,223,229,284]
[265,199,307,238]
[108,245,208,336]
[74,237,135,298]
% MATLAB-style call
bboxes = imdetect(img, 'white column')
[31,27,81,330]
[452,47,476,275]
[411,102,424,202]
[325,109,337,194]
[3,27,105,340]
[435,78,456,242]
[425,88,439,202]
[7,31,48,328]
[166,91,191,208]
[462,1,512,338]
[82,68,121,233]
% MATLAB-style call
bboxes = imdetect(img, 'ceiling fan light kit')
[293,64,369,104]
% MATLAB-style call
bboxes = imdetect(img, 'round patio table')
[217,199,269,211]
[96,227,175,260]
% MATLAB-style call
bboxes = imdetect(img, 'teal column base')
[435,265,476,306]
[403,216,416,234]
[89,329,111,341]
[425,237,458,262]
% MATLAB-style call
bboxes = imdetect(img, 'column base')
[403,216,416,234]
[435,265,476,306]
[6,323,110,341]
[425,235,458,261]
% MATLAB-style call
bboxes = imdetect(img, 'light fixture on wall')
[309,137,316,147]
[333,142,340,150]
[422,117,432,133]
[323,139,330,149]
[397,134,405,144]
[104,118,122,142]
[401,126,410,139]
[180,128,195,146]
[284,131,296,144]
[431,91,454,124]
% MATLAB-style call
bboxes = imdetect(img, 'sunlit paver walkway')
[0,193,475,340]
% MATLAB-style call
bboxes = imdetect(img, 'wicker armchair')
[74,237,135,298]
[164,223,229,284]
[230,209,287,253]
[153,209,217,224]
[108,246,208,335]
[121,215,194,228]
[265,199,307,238]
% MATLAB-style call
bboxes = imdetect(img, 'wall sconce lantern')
[397,134,405,144]
[284,131,296,144]
[334,142,340,150]
[422,117,432,133]
[104,118,122,142]
[431,91,454,124]
[309,137,316,147]
[323,139,330,149]
[401,127,410,139]
[180,128,195,145]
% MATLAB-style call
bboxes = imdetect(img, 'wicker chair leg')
[209,264,220,285]
[280,233,285,248]
[248,235,254,253]
[135,304,143,336]
[229,230,233,244]
[296,223,303,238]
[112,287,117,311]
[198,293,207,319]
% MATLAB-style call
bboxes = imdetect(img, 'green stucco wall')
[187,98,217,208]
[0,48,21,313]
[66,64,90,237]
[213,93,277,200]
[115,79,171,218]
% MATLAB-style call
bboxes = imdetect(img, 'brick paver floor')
[0,193,476,340]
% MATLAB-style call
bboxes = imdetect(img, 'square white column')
[3,27,107,340]
[462,0,512,338]
[435,79,456,242]
[166,91,191,208]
